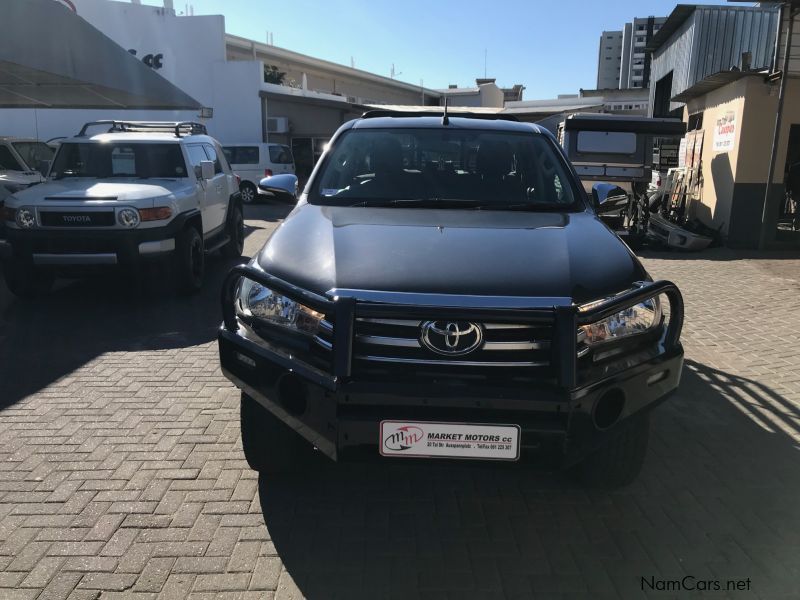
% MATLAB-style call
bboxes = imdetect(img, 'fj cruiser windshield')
[12,142,54,170]
[51,143,188,180]
[313,128,580,210]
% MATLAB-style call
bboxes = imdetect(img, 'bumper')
[3,218,186,269]
[220,331,682,465]
[218,266,684,465]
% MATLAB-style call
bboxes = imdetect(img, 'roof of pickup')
[348,115,545,134]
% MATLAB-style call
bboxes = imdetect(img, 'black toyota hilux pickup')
[218,112,683,487]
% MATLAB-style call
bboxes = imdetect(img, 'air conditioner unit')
[266,117,289,133]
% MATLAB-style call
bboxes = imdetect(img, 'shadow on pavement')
[0,204,293,408]
[257,362,800,599]
[0,255,244,408]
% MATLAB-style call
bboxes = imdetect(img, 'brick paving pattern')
[1,205,800,598]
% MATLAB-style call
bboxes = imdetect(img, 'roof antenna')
[442,97,449,126]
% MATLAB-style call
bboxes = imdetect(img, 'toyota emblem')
[420,321,484,356]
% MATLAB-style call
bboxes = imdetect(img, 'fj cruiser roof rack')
[360,109,519,122]
[77,120,208,138]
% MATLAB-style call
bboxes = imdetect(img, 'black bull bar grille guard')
[220,264,684,392]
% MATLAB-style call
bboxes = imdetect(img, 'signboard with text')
[713,111,736,153]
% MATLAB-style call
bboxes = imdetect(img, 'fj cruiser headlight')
[580,297,662,346]
[117,208,140,228]
[235,278,323,336]
[15,206,36,229]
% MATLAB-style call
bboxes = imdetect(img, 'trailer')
[557,114,686,245]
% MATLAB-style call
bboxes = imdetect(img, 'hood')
[0,172,45,187]
[9,178,195,207]
[257,204,648,304]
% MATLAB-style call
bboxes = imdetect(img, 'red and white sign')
[713,111,736,152]
[380,421,520,460]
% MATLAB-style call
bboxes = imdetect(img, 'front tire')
[240,392,314,473]
[175,225,204,294]
[222,204,244,258]
[575,413,650,489]
[240,181,257,204]
[2,260,53,298]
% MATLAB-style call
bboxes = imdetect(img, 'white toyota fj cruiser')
[0,121,244,297]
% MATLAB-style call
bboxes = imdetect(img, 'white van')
[222,143,295,203]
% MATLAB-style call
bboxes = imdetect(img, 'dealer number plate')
[379,421,520,461]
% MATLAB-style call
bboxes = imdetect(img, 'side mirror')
[258,173,298,199]
[591,183,628,213]
[36,159,52,175]
[200,160,215,181]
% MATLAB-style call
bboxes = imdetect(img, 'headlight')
[15,206,36,229]
[580,297,662,346]
[236,278,323,336]
[117,208,140,228]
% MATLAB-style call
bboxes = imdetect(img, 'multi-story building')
[597,16,666,90]
[597,30,624,89]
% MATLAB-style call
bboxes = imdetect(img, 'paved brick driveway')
[1,206,800,599]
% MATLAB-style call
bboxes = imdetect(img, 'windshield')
[12,142,54,171]
[312,128,581,210]
[0,145,24,171]
[51,142,188,179]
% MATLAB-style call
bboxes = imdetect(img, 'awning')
[671,70,765,103]
[0,0,200,110]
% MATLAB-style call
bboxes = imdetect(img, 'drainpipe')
[760,2,795,249]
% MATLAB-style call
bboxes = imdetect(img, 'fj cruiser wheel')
[222,204,245,258]
[176,225,204,294]
[240,392,313,473]
[240,182,257,204]
[576,413,650,489]
[2,261,53,298]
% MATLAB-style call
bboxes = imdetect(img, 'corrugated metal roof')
[502,99,604,115]
[646,4,698,52]
[434,87,480,95]
[648,4,778,113]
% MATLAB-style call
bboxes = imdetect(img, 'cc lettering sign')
[128,49,164,70]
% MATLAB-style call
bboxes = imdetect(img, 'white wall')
[0,108,201,141]
[209,60,264,143]
[70,0,226,105]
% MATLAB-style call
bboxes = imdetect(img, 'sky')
[149,0,735,99]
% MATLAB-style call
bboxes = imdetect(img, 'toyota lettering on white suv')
[1,121,244,297]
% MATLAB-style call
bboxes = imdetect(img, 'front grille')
[313,316,554,377]
[353,318,551,367]
[40,211,116,227]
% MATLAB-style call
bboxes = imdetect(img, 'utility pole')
[760,1,797,248]
[484,48,487,78]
